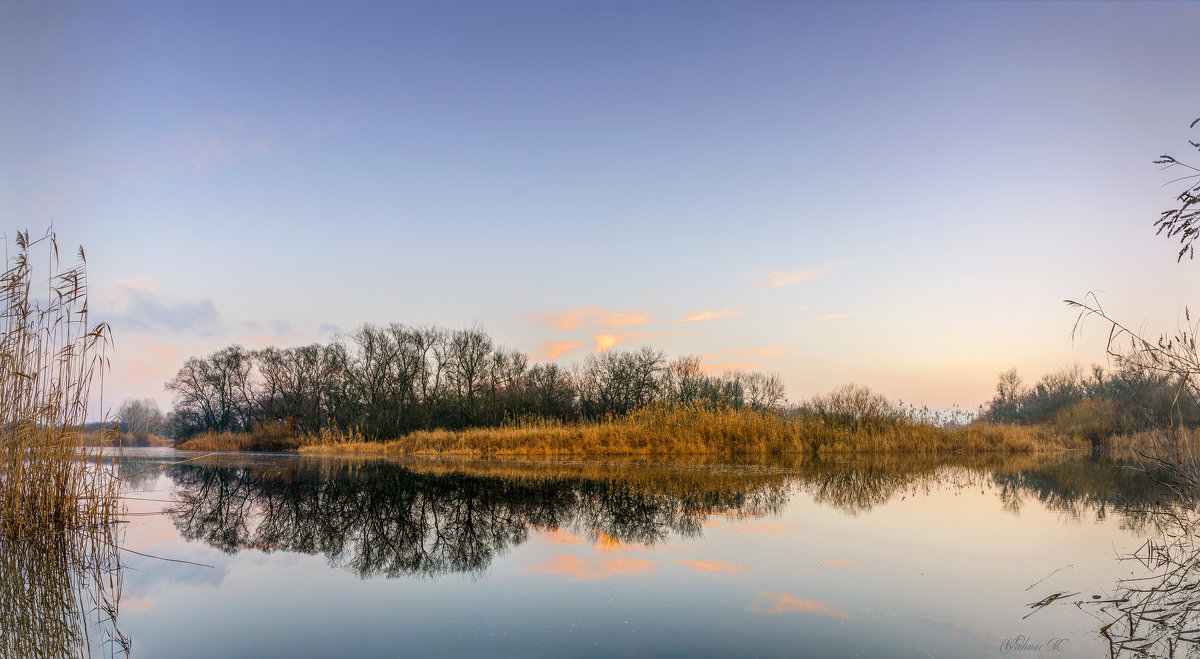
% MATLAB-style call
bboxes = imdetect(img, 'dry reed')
[0,230,126,656]
[289,403,1085,458]
[0,230,117,538]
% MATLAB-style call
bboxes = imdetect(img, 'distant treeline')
[983,364,1200,439]
[164,324,787,440]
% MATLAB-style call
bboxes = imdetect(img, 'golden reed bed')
[178,403,1088,457]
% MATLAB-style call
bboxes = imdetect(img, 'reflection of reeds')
[0,525,128,658]
[1097,508,1200,657]
[0,231,124,654]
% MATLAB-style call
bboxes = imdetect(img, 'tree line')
[163,323,787,440]
[983,363,1200,436]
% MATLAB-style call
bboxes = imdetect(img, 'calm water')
[94,450,1183,656]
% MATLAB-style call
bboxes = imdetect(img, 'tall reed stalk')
[0,229,115,538]
[0,230,126,656]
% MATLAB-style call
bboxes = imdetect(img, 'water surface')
[108,449,1173,657]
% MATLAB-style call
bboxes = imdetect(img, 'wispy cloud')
[756,262,845,291]
[106,286,221,337]
[184,135,269,173]
[747,590,856,620]
[533,340,585,361]
[35,114,343,204]
[598,310,651,327]
[592,331,670,353]
[530,307,651,332]
[818,313,855,321]
[674,309,741,324]
[822,559,862,568]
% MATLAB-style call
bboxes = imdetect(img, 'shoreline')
[172,405,1106,458]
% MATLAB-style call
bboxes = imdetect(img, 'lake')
[37,449,1192,657]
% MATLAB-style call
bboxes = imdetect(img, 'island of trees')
[114,321,1196,457]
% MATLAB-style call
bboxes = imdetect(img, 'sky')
[2,1,1199,416]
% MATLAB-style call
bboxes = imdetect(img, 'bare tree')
[739,371,787,410]
[118,398,164,443]
[164,345,255,435]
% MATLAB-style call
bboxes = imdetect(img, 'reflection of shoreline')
[121,450,1181,582]
[161,457,789,578]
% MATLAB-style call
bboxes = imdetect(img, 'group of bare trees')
[116,398,165,444]
[163,324,787,440]
[983,364,1199,432]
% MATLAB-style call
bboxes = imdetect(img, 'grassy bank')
[177,403,1086,457]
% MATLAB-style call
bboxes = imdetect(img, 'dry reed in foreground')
[0,230,118,538]
[268,404,1086,458]
[0,230,126,655]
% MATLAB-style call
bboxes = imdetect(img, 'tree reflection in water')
[154,453,1178,582]
[164,458,789,578]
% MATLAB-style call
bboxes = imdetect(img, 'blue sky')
[3,1,1199,414]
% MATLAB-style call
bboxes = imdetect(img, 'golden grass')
[284,403,1087,458]
[177,424,364,452]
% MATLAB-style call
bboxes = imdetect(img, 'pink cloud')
[756,262,845,291]
[674,309,741,324]
[592,331,671,354]
[533,340,585,361]
[530,307,651,332]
